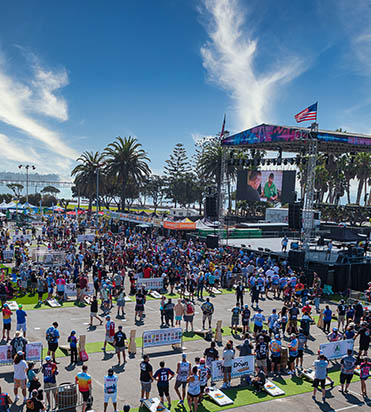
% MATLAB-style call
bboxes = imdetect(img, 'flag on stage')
[220,114,226,138]
[294,102,317,123]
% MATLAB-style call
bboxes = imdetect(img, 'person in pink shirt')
[56,276,66,302]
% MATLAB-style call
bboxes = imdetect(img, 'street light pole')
[18,164,36,204]
[96,166,99,228]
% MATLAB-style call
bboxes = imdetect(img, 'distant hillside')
[0,171,60,181]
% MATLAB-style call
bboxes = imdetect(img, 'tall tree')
[104,136,150,211]
[355,152,371,205]
[71,151,105,211]
[142,175,166,213]
[41,186,60,195]
[164,143,190,207]
[7,183,23,199]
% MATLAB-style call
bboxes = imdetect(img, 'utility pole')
[18,164,36,203]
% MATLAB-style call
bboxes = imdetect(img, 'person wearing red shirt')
[143,266,152,279]
[2,304,12,341]
[302,304,312,315]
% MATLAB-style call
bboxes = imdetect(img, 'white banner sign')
[3,250,13,261]
[143,328,182,348]
[211,355,255,382]
[77,234,95,243]
[137,277,163,290]
[0,342,43,365]
[319,339,354,360]
[25,342,43,361]
[0,345,11,365]
[64,283,94,298]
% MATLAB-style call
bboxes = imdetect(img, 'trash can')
[57,383,77,412]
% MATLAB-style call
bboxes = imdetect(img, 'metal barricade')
[44,383,85,411]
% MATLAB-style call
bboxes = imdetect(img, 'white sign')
[64,283,94,298]
[0,342,43,365]
[0,345,11,365]
[211,355,255,382]
[137,278,163,291]
[142,328,182,348]
[77,234,95,242]
[3,250,13,261]
[13,234,32,242]
[26,342,43,361]
[319,339,354,360]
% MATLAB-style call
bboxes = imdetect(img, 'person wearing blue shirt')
[252,309,265,337]
[322,305,332,333]
[46,322,60,363]
[268,309,278,337]
[15,305,27,338]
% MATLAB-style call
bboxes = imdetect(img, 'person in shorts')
[139,355,153,402]
[230,303,241,334]
[42,356,58,408]
[45,322,60,363]
[360,357,371,397]
[222,341,234,389]
[103,368,118,412]
[75,365,92,412]
[153,361,174,408]
[312,352,328,402]
[113,325,126,365]
[255,336,268,375]
[174,353,191,404]
[15,305,27,338]
[340,349,356,393]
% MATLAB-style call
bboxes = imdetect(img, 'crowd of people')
[0,215,369,411]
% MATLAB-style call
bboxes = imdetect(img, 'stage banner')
[319,339,354,360]
[77,234,95,242]
[0,345,12,365]
[143,328,182,349]
[211,355,255,382]
[65,283,94,298]
[137,277,163,290]
[26,342,43,361]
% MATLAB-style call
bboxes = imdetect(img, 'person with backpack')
[0,385,12,412]
[10,331,27,359]
[201,298,214,330]
[184,300,194,333]
[45,322,60,364]
[25,389,44,412]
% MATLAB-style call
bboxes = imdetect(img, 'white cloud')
[0,51,78,161]
[31,65,69,121]
[0,133,40,163]
[191,132,215,143]
[200,0,303,130]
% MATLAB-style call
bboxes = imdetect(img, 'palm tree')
[71,151,105,211]
[355,152,371,205]
[104,136,150,211]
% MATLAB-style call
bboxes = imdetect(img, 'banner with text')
[0,342,43,365]
[319,339,354,360]
[137,278,164,290]
[211,355,255,382]
[64,283,94,299]
[143,328,182,348]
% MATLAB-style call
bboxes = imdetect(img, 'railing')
[44,382,87,411]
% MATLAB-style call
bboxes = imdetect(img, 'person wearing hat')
[288,334,298,375]
[103,368,118,412]
[174,353,191,404]
[102,315,115,353]
[10,331,28,358]
[2,303,12,341]
[15,304,27,338]
[327,327,342,342]
[354,321,371,358]
[241,304,251,334]
[312,352,329,402]
[41,356,58,409]
[25,389,44,412]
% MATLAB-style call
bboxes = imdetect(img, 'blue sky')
[0,0,370,183]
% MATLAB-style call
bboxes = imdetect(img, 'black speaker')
[205,196,217,219]
[206,235,219,249]
[288,202,302,230]
[288,250,305,268]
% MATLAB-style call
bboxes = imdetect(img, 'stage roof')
[221,124,371,153]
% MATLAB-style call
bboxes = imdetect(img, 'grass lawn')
[131,369,360,412]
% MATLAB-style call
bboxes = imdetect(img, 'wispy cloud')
[200,0,303,130]
[191,132,215,143]
[0,49,78,162]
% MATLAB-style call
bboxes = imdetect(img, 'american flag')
[294,102,317,123]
